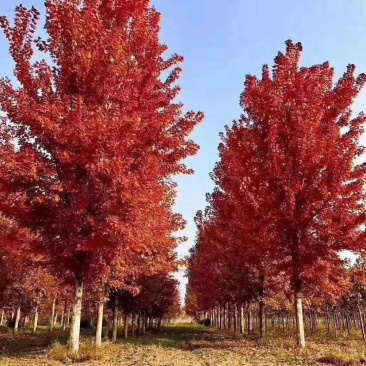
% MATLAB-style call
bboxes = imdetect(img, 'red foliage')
[0,0,202,350]
[187,40,366,346]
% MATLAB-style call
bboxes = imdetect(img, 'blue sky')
[1,1,366,301]
[152,0,366,300]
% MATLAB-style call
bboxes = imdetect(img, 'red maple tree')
[0,0,202,353]
[187,40,366,347]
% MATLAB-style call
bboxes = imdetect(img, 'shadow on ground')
[0,323,270,359]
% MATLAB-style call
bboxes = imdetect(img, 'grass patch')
[316,347,366,366]
[3,323,366,365]
[48,341,102,363]
[48,342,68,363]
[318,354,357,366]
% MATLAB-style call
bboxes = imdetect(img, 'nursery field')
[0,324,365,366]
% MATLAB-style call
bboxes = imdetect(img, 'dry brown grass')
[0,324,366,365]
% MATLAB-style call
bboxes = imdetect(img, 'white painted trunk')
[0,309,4,326]
[69,278,84,355]
[33,306,38,333]
[61,311,64,328]
[62,300,67,330]
[14,306,21,332]
[95,301,104,347]
[295,291,305,348]
[50,298,56,331]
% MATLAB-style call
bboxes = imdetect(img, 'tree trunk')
[14,306,21,333]
[325,312,330,334]
[142,311,146,335]
[357,303,366,343]
[247,305,253,335]
[313,311,318,332]
[158,317,162,330]
[223,305,226,330]
[67,306,71,325]
[239,304,244,334]
[112,297,118,342]
[333,311,338,338]
[346,313,350,334]
[137,311,141,335]
[259,274,266,338]
[0,309,4,326]
[69,277,84,356]
[124,312,128,339]
[293,230,306,348]
[219,306,222,329]
[33,306,38,333]
[233,305,237,333]
[294,281,305,348]
[228,303,232,331]
[62,301,67,330]
[95,300,104,347]
[132,312,136,336]
[50,298,56,331]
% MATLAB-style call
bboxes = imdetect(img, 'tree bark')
[239,304,244,334]
[294,281,305,348]
[62,301,67,331]
[357,303,366,343]
[259,274,266,338]
[33,306,38,333]
[158,317,162,330]
[124,312,128,339]
[247,304,253,335]
[0,309,4,326]
[112,296,118,342]
[223,305,226,330]
[346,313,350,334]
[132,312,136,336]
[219,306,222,329]
[137,311,141,335]
[333,311,338,338]
[233,304,237,333]
[142,311,146,335]
[95,300,104,347]
[50,298,56,331]
[67,306,71,325]
[228,303,231,331]
[69,277,84,355]
[14,306,21,333]
[293,231,305,348]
